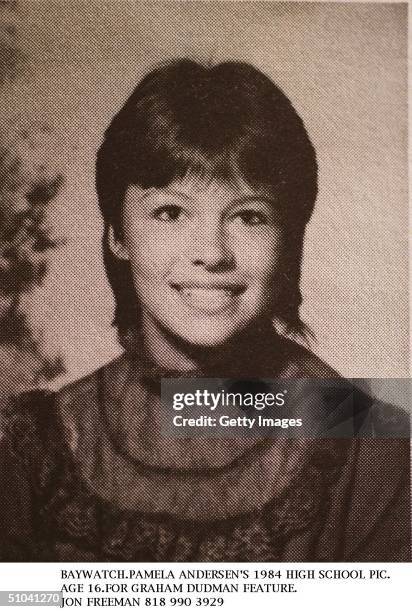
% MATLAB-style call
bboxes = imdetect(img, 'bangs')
[121,128,314,227]
[125,132,275,193]
[97,60,317,230]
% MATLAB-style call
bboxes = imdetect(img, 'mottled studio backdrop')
[1,0,408,390]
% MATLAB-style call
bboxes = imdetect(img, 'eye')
[233,209,270,226]
[152,204,183,222]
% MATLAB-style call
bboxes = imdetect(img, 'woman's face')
[113,176,285,347]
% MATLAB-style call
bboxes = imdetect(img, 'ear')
[108,225,129,261]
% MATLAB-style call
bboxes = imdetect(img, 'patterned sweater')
[0,334,409,561]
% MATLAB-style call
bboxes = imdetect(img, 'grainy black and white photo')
[0,0,409,562]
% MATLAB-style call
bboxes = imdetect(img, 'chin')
[169,320,249,349]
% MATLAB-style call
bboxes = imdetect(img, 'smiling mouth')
[171,284,246,313]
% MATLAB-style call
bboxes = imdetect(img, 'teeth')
[177,287,237,313]
[181,288,233,298]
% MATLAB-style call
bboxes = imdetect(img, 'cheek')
[234,233,283,280]
[125,226,178,278]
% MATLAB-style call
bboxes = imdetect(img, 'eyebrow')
[136,189,277,207]
[230,195,277,207]
[137,187,192,202]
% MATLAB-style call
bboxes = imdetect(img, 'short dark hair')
[96,59,317,343]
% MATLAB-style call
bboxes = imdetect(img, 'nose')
[189,220,234,270]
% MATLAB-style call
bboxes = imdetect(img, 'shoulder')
[55,354,127,411]
[275,334,341,378]
[0,356,129,472]
[1,390,55,439]
[274,334,409,437]
[0,355,126,448]
[52,355,129,450]
[366,397,410,437]
[0,389,57,470]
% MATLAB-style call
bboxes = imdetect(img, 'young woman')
[0,60,409,561]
